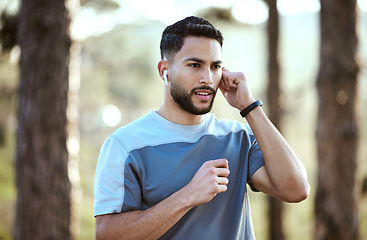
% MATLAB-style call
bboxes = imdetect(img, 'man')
[94,16,310,239]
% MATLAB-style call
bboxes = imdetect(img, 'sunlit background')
[0,0,366,239]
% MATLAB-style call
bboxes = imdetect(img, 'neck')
[157,101,205,125]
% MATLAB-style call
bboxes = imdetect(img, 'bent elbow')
[286,190,309,203]
[284,181,310,203]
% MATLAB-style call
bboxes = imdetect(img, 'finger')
[216,167,230,177]
[222,72,238,88]
[228,76,240,87]
[219,82,231,92]
[209,158,229,168]
[217,176,229,185]
[233,77,240,85]
[217,184,228,193]
[218,84,228,96]
[221,71,230,85]
[220,68,232,88]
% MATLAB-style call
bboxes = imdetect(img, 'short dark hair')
[160,16,224,60]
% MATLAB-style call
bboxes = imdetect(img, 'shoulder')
[108,110,192,152]
[205,114,254,137]
[107,111,160,151]
[112,112,154,137]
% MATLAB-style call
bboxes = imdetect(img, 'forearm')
[95,159,230,239]
[95,190,193,240]
[246,106,310,201]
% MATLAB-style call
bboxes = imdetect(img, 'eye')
[189,63,200,68]
[212,64,222,69]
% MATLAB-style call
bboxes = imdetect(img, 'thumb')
[218,83,229,96]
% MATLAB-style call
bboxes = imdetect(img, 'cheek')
[171,74,191,92]
[175,71,197,87]
[212,71,222,86]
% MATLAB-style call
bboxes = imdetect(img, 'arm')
[245,107,310,202]
[95,190,191,240]
[95,159,230,240]
[219,68,310,203]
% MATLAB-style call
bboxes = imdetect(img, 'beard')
[170,80,217,115]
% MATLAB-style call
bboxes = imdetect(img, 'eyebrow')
[183,57,222,65]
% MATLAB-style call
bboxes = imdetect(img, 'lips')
[194,89,213,101]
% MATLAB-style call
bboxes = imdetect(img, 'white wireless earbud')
[163,70,168,86]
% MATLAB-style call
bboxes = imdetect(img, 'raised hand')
[219,67,255,110]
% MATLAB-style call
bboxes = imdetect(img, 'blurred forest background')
[0,0,366,239]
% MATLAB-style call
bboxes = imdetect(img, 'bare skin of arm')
[219,68,310,203]
[245,107,309,202]
[95,159,230,240]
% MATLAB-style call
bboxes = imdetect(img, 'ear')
[158,60,170,84]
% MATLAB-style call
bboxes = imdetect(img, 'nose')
[199,68,213,85]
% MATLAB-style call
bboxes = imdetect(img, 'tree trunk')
[266,0,284,239]
[315,0,359,239]
[15,0,74,239]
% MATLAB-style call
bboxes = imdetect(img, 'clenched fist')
[182,158,230,207]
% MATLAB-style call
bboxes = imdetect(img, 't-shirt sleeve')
[93,136,141,217]
[247,140,265,192]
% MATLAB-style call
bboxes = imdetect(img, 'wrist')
[240,100,263,118]
[176,185,196,209]
[236,96,256,111]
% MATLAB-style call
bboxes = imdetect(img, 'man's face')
[169,36,223,115]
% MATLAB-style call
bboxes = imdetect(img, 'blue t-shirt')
[94,110,264,239]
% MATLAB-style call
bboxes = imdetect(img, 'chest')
[130,133,250,208]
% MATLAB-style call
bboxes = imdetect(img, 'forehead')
[173,36,222,64]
